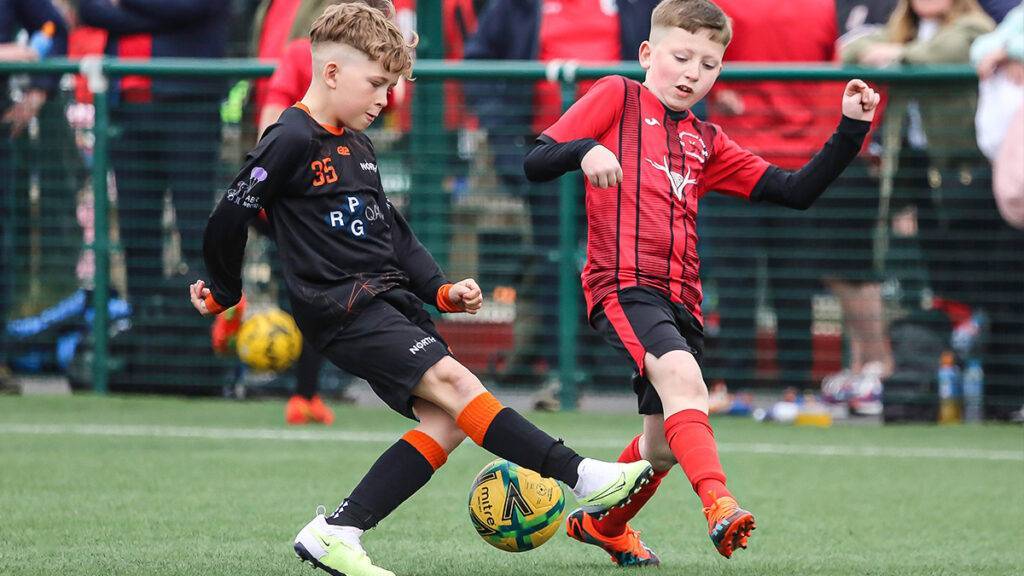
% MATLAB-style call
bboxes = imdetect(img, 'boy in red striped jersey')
[525,0,879,565]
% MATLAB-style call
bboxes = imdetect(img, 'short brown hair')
[330,0,396,19]
[651,0,732,46]
[310,3,417,78]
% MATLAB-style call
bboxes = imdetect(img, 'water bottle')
[29,21,56,59]
[937,351,961,424]
[962,358,984,423]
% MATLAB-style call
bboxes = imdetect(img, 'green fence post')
[558,69,579,410]
[83,58,110,394]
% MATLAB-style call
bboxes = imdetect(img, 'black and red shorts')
[590,287,705,415]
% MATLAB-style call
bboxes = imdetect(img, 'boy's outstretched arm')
[192,123,307,316]
[750,80,879,210]
[389,204,482,314]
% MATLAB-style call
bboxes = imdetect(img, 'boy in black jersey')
[189,5,654,576]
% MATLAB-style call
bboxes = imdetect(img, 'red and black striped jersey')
[541,75,770,325]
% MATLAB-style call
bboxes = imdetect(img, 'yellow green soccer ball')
[468,459,565,552]
[235,308,302,372]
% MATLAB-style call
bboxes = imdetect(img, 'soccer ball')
[468,459,565,552]
[235,308,303,372]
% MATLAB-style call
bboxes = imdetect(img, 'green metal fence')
[0,59,1020,419]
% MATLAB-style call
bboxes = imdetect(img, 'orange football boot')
[565,508,660,567]
[704,495,755,558]
[307,395,335,425]
[285,395,313,425]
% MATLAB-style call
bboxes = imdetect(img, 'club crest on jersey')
[679,130,709,165]
[646,156,697,201]
[225,167,268,209]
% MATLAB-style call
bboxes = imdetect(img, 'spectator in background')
[703,0,854,393]
[843,0,1024,416]
[465,0,659,387]
[79,1,230,390]
[0,0,69,385]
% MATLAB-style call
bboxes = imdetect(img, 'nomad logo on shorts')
[409,336,438,355]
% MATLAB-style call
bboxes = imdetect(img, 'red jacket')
[710,0,841,169]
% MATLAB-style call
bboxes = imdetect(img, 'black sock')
[294,343,322,400]
[326,438,435,529]
[481,408,583,487]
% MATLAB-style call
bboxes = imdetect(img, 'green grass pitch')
[1,395,1021,575]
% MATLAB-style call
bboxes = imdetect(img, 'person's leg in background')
[826,280,892,374]
[285,341,337,425]
[817,160,893,398]
[250,221,353,424]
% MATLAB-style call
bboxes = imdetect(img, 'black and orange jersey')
[204,104,450,348]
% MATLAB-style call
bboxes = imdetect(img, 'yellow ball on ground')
[468,459,565,552]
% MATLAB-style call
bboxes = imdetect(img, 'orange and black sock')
[664,410,730,508]
[591,434,670,537]
[327,429,447,529]
[456,392,583,486]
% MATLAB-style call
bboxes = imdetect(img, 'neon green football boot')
[293,508,394,576]
[573,459,655,519]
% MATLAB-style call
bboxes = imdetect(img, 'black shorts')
[590,287,705,415]
[807,159,883,283]
[318,289,450,420]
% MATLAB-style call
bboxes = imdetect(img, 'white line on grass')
[1,422,1021,462]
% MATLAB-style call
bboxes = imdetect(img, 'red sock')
[664,410,730,508]
[591,434,670,537]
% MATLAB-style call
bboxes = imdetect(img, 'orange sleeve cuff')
[402,429,448,471]
[204,292,228,315]
[436,284,463,313]
[455,392,504,446]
